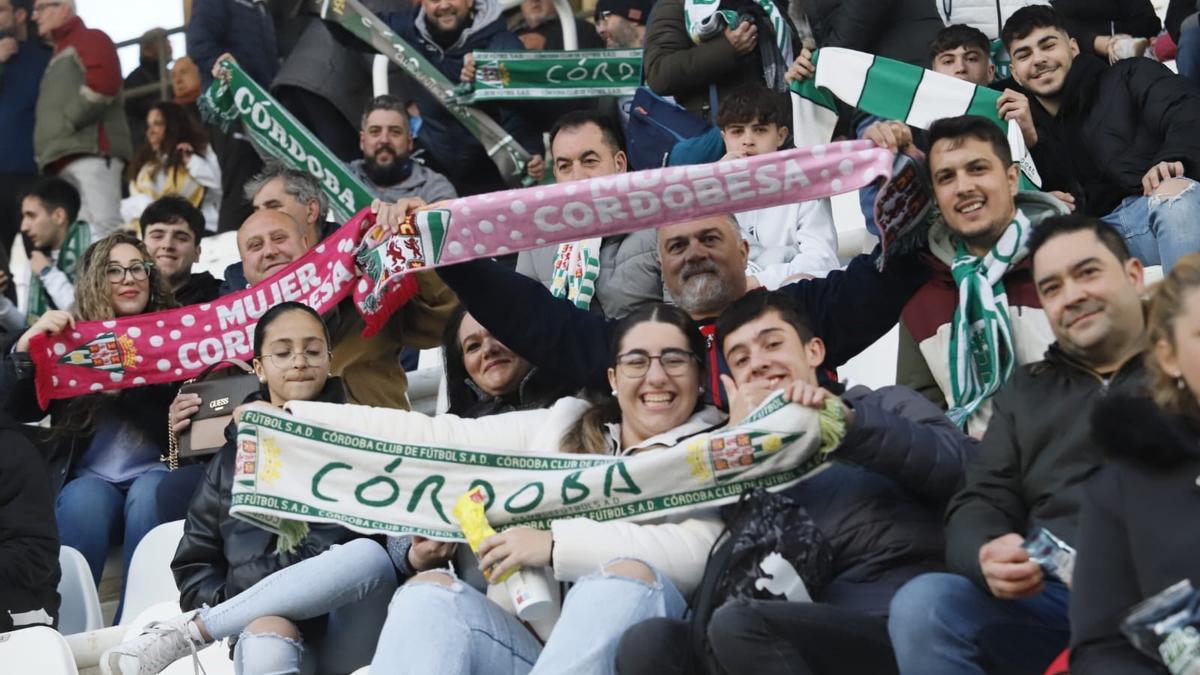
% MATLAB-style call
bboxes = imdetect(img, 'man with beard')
[377,0,545,196]
[380,198,927,408]
[350,95,457,204]
[888,214,1150,674]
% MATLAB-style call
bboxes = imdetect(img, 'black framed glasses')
[105,261,153,283]
[615,348,699,378]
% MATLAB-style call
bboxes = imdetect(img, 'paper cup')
[507,567,553,621]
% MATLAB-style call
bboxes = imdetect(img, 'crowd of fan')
[1,0,1200,673]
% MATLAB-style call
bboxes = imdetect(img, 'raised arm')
[436,259,615,390]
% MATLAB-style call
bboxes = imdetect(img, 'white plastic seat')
[57,546,104,635]
[120,520,186,626]
[0,625,79,675]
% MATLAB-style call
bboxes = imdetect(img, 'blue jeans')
[1178,26,1199,88]
[1102,179,1200,272]
[887,572,1071,675]
[56,468,170,618]
[199,538,396,675]
[372,559,688,675]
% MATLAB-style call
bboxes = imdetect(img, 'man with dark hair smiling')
[515,110,661,319]
[900,115,1064,435]
[139,196,220,305]
[889,213,1151,674]
[1004,4,1200,272]
[615,288,975,675]
[350,95,457,204]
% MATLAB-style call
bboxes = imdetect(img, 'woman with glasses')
[5,232,179,617]
[103,302,397,675]
[302,303,724,674]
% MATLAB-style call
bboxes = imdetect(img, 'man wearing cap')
[595,0,651,48]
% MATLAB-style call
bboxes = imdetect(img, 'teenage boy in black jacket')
[1005,5,1200,272]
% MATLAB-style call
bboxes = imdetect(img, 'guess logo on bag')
[209,397,231,410]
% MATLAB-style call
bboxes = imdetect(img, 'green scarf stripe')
[964,85,1000,121]
[858,58,925,124]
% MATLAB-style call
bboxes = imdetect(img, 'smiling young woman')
[6,232,181,620]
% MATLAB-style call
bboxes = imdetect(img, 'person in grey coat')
[515,110,663,320]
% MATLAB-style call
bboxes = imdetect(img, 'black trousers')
[617,600,900,675]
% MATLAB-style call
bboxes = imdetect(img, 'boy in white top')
[719,83,840,289]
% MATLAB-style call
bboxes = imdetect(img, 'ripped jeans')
[371,559,687,675]
[197,538,397,675]
[1102,178,1200,272]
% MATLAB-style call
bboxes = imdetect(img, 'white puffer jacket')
[937,0,1040,39]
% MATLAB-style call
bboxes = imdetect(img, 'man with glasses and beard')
[350,95,457,204]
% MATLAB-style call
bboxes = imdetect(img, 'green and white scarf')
[946,212,1031,428]
[549,239,602,310]
[200,59,374,223]
[26,220,90,323]
[684,0,791,58]
[229,392,845,548]
[457,50,642,103]
[790,47,1041,188]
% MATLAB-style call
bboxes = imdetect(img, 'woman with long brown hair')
[6,232,181,618]
[121,101,222,232]
[1070,253,1200,673]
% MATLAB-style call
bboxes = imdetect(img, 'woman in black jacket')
[101,302,399,675]
[442,304,575,418]
[1070,254,1200,674]
[4,233,181,613]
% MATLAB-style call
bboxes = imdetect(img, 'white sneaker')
[99,611,210,675]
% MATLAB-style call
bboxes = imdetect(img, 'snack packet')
[1023,528,1076,587]
[1121,579,1200,675]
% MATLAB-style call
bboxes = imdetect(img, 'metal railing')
[113,25,186,103]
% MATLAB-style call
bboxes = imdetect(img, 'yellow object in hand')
[452,486,518,583]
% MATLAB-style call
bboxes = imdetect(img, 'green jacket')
[34,17,132,169]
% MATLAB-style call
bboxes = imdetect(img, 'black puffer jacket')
[172,379,359,617]
[1070,394,1200,674]
[803,0,944,66]
[944,346,1147,591]
[1053,0,1162,54]
[0,412,60,632]
[1029,53,1200,216]
[781,384,977,617]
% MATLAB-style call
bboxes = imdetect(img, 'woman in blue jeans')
[283,304,726,675]
[101,302,397,675]
[6,233,190,615]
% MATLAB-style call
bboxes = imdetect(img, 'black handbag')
[166,359,261,469]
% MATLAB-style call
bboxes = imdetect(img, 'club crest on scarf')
[57,332,138,374]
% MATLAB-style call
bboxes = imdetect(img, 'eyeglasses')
[260,346,331,369]
[31,1,64,14]
[105,262,153,283]
[615,349,698,378]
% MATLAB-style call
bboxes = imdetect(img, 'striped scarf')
[549,238,602,310]
[946,212,1031,428]
[790,47,1041,188]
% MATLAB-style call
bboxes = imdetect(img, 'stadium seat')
[58,546,104,635]
[120,520,186,626]
[0,625,79,675]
